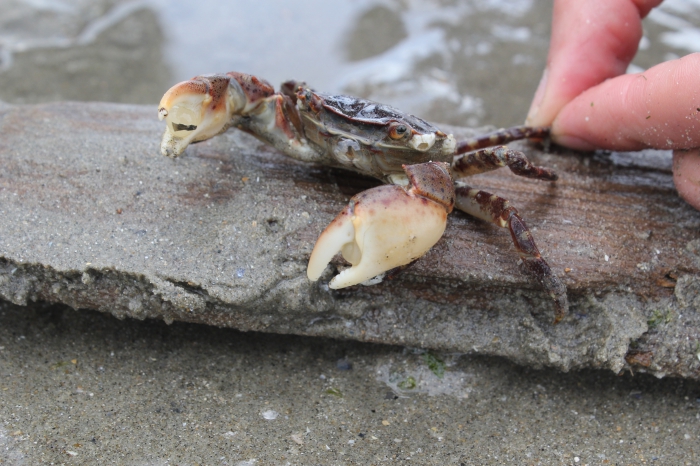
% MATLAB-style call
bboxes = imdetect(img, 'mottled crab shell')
[295,89,457,176]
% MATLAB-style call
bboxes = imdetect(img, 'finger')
[673,149,700,211]
[551,54,700,151]
[526,0,662,126]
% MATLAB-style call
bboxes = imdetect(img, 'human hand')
[526,0,700,211]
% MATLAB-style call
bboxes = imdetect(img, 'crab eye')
[389,124,409,139]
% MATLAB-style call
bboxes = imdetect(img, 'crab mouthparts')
[409,133,436,151]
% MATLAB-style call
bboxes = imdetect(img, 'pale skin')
[526,0,700,211]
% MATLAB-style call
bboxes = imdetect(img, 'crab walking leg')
[455,126,550,154]
[454,186,568,323]
[452,146,558,181]
[308,162,455,289]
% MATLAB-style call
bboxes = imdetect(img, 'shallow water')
[1,0,699,127]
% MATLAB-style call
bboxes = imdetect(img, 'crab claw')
[307,182,450,289]
[158,75,234,157]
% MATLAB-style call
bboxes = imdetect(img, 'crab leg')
[455,125,550,154]
[452,146,558,180]
[454,185,568,323]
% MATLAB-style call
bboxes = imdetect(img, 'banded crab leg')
[455,126,550,154]
[450,143,567,322]
[453,184,568,323]
[307,162,454,289]
[452,146,558,180]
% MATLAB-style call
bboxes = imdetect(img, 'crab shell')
[291,86,458,180]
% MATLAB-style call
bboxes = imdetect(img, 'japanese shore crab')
[158,72,568,323]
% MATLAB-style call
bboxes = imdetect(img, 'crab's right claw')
[307,183,450,289]
[158,75,232,157]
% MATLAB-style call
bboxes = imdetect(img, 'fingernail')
[553,134,598,152]
[673,149,700,211]
[526,68,548,125]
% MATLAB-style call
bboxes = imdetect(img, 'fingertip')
[551,55,700,152]
[673,149,700,211]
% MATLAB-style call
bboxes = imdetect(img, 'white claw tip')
[158,107,168,120]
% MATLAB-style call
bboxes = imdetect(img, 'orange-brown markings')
[326,207,352,229]
[272,96,297,140]
[208,76,230,112]
[183,79,209,95]
[228,72,275,103]
[281,94,303,135]
[308,93,324,113]
[161,79,209,109]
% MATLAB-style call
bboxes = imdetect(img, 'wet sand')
[1,300,699,464]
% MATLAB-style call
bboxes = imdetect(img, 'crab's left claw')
[158,75,234,157]
[307,162,454,289]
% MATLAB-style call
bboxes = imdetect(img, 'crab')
[157,71,568,323]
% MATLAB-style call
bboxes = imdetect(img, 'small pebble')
[336,359,352,371]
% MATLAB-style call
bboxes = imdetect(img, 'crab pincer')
[307,162,455,288]
[157,75,234,157]
[158,72,282,158]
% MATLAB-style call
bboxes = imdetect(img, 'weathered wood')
[1,102,699,378]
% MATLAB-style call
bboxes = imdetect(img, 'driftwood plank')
[1,102,699,378]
